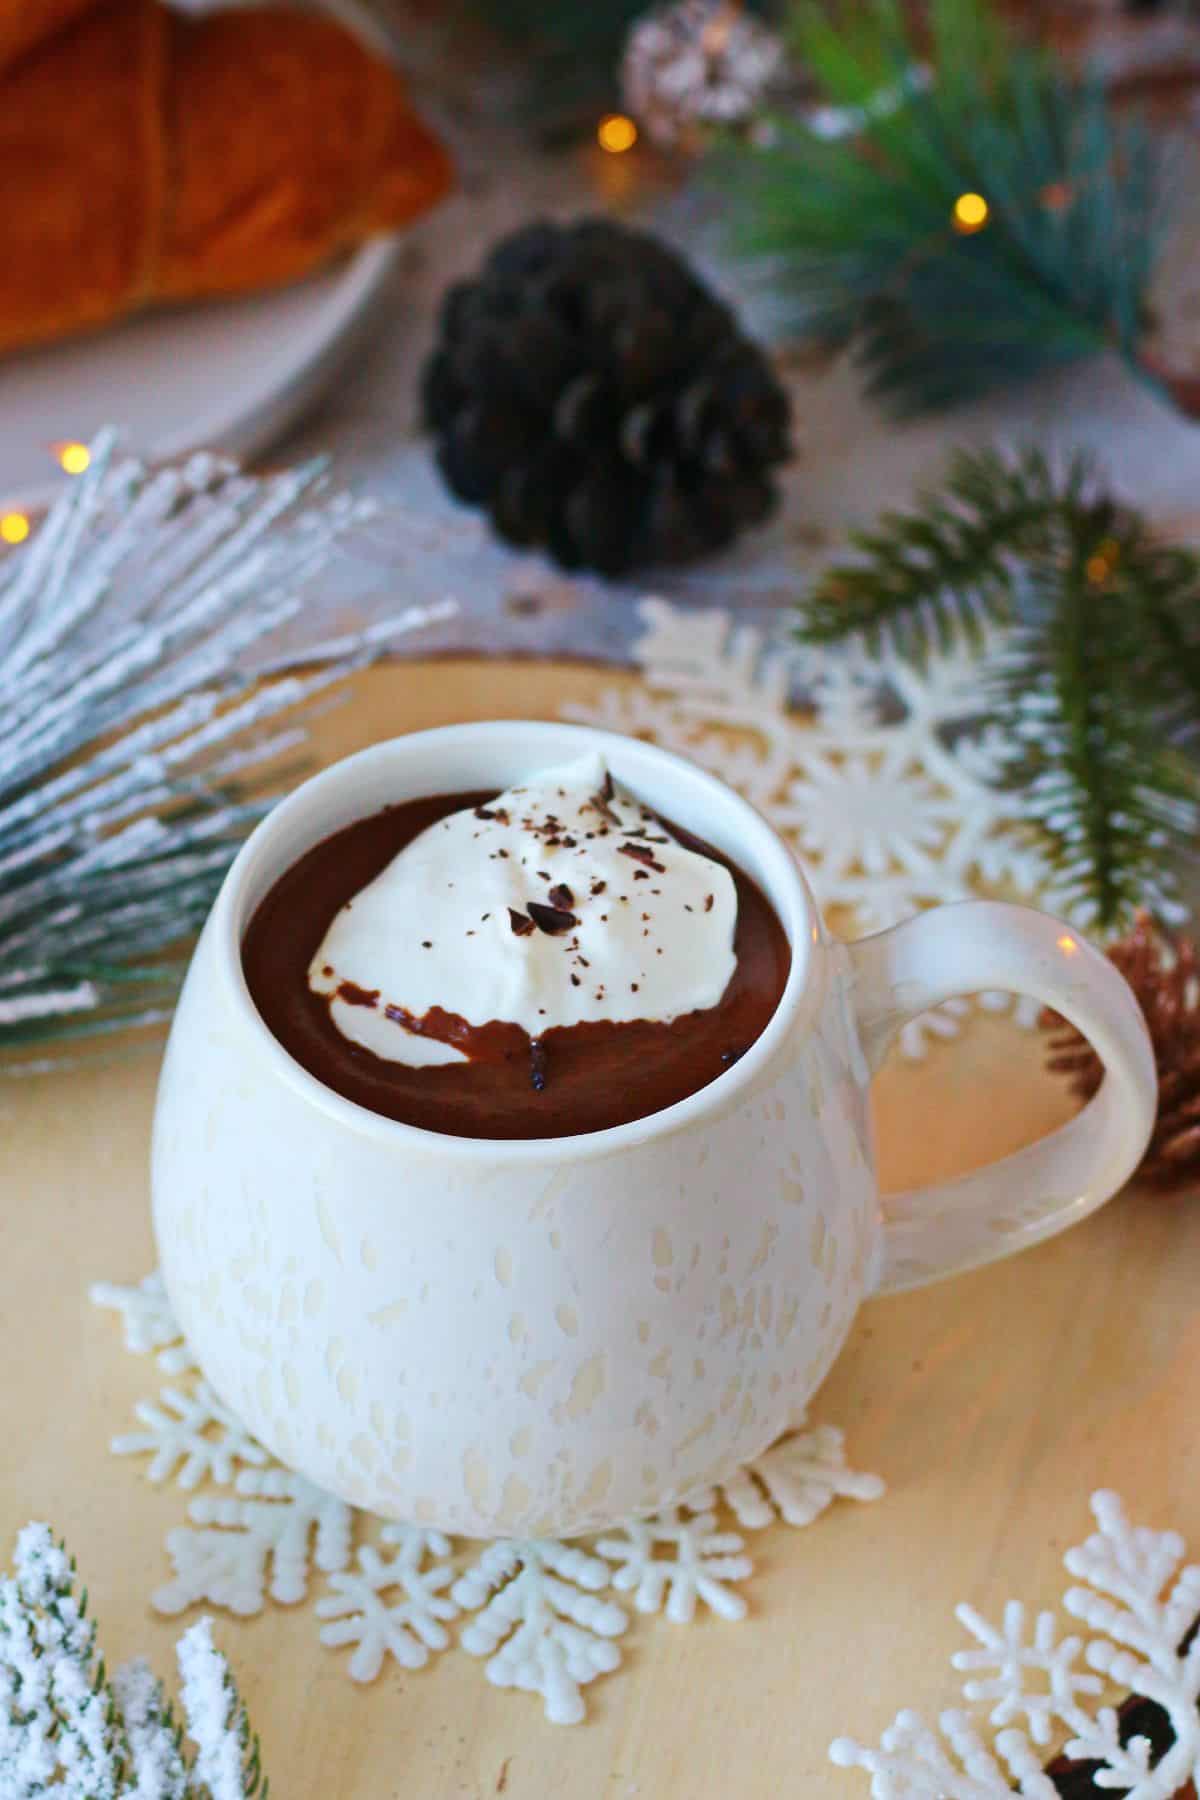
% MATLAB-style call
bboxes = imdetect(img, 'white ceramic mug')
[152,721,1156,1538]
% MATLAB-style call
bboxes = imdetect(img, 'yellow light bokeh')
[0,512,30,545]
[597,113,638,154]
[57,441,91,475]
[1057,934,1080,956]
[952,192,989,234]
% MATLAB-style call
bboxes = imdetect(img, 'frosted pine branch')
[0,429,453,1055]
[0,1522,267,1798]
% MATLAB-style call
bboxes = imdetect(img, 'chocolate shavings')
[618,842,665,873]
[526,900,578,935]
[508,908,535,936]
[548,883,574,910]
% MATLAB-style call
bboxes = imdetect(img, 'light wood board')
[3,658,1198,1800]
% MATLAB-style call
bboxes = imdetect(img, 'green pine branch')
[798,444,1093,659]
[718,0,1167,415]
[993,510,1200,931]
[796,444,1200,933]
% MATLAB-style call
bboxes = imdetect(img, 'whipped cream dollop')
[308,753,738,1066]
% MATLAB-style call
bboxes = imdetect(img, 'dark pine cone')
[421,217,791,576]
[1041,911,1200,1190]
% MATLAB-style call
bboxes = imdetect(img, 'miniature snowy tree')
[0,1522,267,1799]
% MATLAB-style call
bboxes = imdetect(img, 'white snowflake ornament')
[708,1422,887,1530]
[831,1490,1200,1800]
[89,1272,196,1375]
[952,1601,1100,1744]
[595,1506,752,1623]
[316,1528,459,1681]
[154,1469,352,1617]
[111,1381,269,1488]
[452,1540,628,1726]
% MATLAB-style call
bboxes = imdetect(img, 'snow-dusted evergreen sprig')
[0,1522,267,1799]
[830,1489,1200,1800]
[0,429,451,1054]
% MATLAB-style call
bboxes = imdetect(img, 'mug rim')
[209,719,823,1162]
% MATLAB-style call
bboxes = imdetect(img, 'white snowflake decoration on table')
[316,1528,458,1681]
[706,1423,888,1530]
[831,1489,1200,1799]
[595,1507,752,1623]
[93,1274,882,1724]
[453,1539,628,1726]
[155,1468,353,1616]
[112,1381,269,1488]
[563,598,1062,1059]
[90,1272,198,1374]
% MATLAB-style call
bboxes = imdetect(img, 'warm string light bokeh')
[597,112,638,153]
[1,441,93,549]
[56,441,91,475]
[952,191,989,234]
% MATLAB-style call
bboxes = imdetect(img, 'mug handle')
[845,901,1157,1295]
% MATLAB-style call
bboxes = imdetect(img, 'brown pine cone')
[1041,911,1200,1190]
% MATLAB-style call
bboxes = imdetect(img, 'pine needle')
[718,0,1167,414]
[797,443,1094,659]
[795,443,1200,934]
[993,507,1199,931]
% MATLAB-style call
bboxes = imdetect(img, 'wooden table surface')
[4,658,1198,1800]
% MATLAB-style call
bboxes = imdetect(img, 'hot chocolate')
[242,755,790,1139]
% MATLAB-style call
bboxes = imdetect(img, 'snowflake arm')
[316,1530,459,1681]
[153,1471,351,1616]
[595,1509,752,1624]
[453,1541,627,1726]
[830,1706,1060,1800]
[111,1383,269,1489]
[712,1423,885,1530]
[90,1273,196,1375]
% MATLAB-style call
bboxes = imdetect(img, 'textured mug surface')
[152,721,1157,1537]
